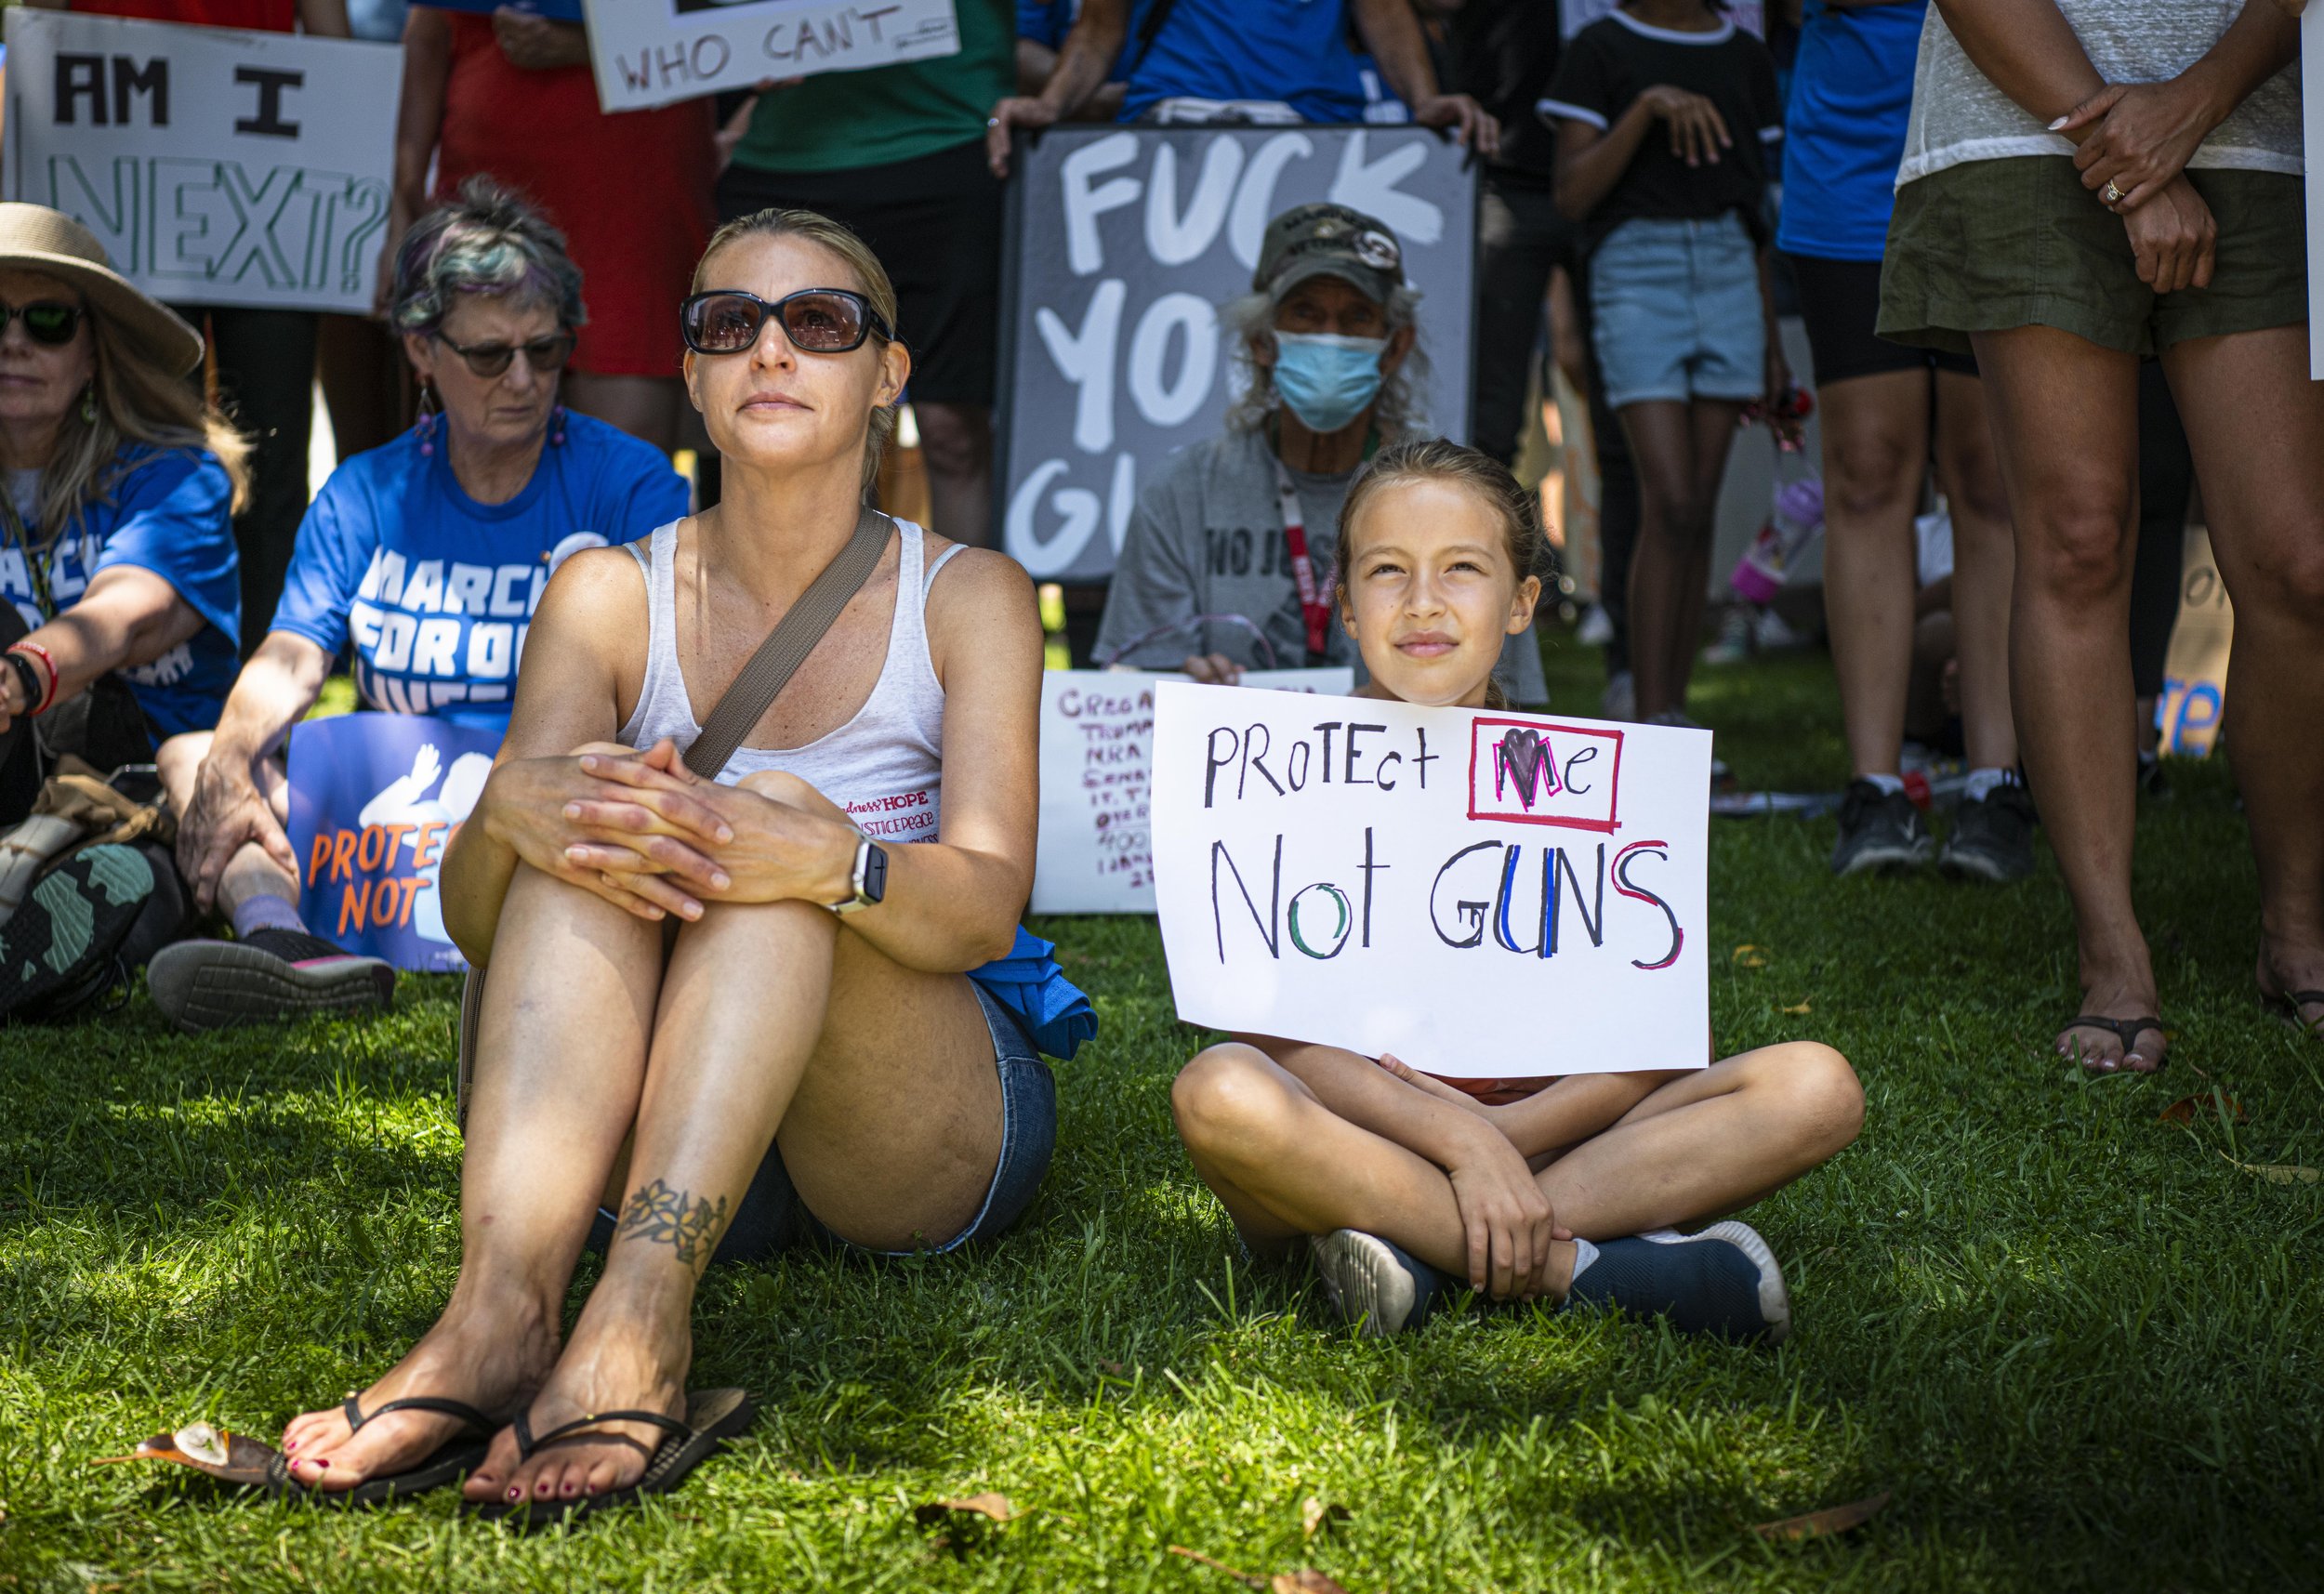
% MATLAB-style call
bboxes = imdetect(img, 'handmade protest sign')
[579,0,959,113]
[1150,682,1710,1078]
[2,8,400,313]
[996,125,1476,582]
[1034,666,1351,915]
[284,714,500,973]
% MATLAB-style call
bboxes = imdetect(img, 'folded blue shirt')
[968,928,1097,1061]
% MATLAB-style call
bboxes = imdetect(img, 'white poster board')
[1034,666,1352,915]
[580,0,960,113]
[2,9,400,314]
[2306,6,2323,380]
[1151,682,1711,1078]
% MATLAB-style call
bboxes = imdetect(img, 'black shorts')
[717,138,1003,407]
[1787,253,1977,387]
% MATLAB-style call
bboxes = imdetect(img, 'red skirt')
[435,15,713,378]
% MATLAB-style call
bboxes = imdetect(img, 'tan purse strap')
[682,504,894,780]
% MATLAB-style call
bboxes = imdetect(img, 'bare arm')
[296,0,351,37]
[201,630,332,770]
[1350,0,1500,154]
[1928,0,2109,128]
[1554,89,1731,222]
[985,0,1130,175]
[0,568,202,733]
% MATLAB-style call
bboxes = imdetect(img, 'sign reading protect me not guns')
[2,8,399,313]
[1150,682,1710,1079]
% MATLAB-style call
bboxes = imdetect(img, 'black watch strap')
[4,651,40,710]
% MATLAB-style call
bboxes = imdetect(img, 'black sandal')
[2057,1014,2168,1071]
[471,1388,755,1531]
[264,1394,497,1508]
[2263,988,2324,1037]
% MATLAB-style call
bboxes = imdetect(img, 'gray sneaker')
[1938,783,2038,881]
[1830,779,1934,875]
[1310,1230,1445,1337]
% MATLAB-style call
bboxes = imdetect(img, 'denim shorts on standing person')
[1589,211,1765,410]
[586,982,1059,1265]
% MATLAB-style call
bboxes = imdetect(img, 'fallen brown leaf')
[1732,944,1768,968]
[2159,1093,2244,1126]
[1273,1574,1353,1594]
[1752,1490,1892,1541]
[1169,1547,1267,1588]
[913,1492,1016,1527]
[1782,1001,1812,1015]
[1301,1496,1350,1537]
[2222,1153,2320,1185]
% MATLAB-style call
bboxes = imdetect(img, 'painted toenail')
[508,1486,522,1500]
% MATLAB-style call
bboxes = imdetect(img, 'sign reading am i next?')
[1150,682,1711,1079]
[3,9,401,314]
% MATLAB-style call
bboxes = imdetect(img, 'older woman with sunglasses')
[152,180,690,1031]
[262,206,1085,1522]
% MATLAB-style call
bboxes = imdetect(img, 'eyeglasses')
[680,289,892,357]
[0,300,85,347]
[432,330,575,378]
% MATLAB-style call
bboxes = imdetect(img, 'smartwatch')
[829,830,889,916]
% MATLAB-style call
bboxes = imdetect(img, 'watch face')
[861,840,889,904]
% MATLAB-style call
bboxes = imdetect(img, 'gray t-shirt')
[1898,1,2303,187]
[1093,428,1549,705]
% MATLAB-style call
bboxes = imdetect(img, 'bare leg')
[1620,399,1745,722]
[2159,326,2324,1031]
[1815,370,1930,778]
[913,400,995,549]
[1929,369,2018,772]
[157,732,297,919]
[1969,326,2151,1069]
[563,373,685,454]
[1171,1042,1861,1293]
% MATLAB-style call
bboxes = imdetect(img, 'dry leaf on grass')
[1272,1574,1353,1594]
[1301,1496,1350,1537]
[1782,1001,1813,1015]
[1168,1547,1267,1588]
[1752,1490,1892,1541]
[2159,1093,2245,1126]
[1732,945,1769,968]
[913,1492,1016,1527]
[2221,1153,2320,1185]
[90,1423,276,1487]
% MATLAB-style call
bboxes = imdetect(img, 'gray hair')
[388,177,586,337]
[1221,282,1430,440]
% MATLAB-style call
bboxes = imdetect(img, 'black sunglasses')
[0,300,85,347]
[680,288,892,356]
[432,329,575,378]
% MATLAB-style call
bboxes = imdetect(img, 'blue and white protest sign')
[284,713,500,972]
[2,8,402,312]
[1150,682,1710,1078]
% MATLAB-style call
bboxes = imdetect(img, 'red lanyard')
[1273,457,1330,663]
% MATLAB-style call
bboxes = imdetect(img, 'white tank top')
[616,518,964,845]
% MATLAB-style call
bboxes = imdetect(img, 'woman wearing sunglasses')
[153,181,691,1032]
[0,204,249,1018]
[261,207,1082,1520]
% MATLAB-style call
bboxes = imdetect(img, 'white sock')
[1859,772,1906,797]
[1565,1236,1601,1284]
[1962,766,2015,803]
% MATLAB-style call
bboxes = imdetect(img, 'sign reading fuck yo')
[1150,682,1710,1078]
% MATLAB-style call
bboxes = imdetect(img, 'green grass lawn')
[4,635,2319,1592]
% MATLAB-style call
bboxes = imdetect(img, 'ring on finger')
[2102,179,2126,205]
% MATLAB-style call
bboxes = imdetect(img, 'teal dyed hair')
[389,177,586,336]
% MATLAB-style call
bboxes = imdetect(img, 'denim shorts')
[587,981,1057,1265]
[1589,211,1766,409]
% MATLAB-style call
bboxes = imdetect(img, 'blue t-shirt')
[2,446,240,738]
[1777,0,1927,261]
[270,413,691,732]
[1018,0,1076,48]
[1121,0,1368,124]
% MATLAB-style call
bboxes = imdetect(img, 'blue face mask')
[1272,332,1387,435]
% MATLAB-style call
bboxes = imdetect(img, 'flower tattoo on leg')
[614,1179,733,1269]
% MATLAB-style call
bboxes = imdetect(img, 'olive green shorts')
[1877,156,2306,358]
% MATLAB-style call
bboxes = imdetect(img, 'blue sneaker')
[1565,1221,1792,1344]
[1310,1229,1446,1337]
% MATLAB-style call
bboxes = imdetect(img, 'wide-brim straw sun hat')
[0,204,205,375]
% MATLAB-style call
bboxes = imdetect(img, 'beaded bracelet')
[6,641,59,716]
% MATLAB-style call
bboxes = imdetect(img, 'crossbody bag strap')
[1123,0,1182,77]
[681,504,895,781]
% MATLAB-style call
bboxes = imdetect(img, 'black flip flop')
[2264,988,2324,1037]
[2058,1014,2168,1072]
[265,1394,497,1508]
[471,1388,756,1532]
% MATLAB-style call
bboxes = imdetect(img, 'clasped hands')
[1376,1051,1574,1304]
[484,738,852,923]
[2053,78,2225,294]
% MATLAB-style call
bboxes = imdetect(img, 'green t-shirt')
[731,0,1014,175]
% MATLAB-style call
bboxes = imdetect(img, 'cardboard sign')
[579,0,960,113]
[995,125,1476,581]
[1150,682,1710,1078]
[1033,666,1352,915]
[1,9,401,313]
[2159,525,2230,757]
[284,713,501,972]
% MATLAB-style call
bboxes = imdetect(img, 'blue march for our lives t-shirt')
[270,413,690,732]
[1,446,240,738]
[1121,0,1368,124]
[1778,0,1927,261]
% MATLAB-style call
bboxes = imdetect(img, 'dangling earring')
[549,403,568,448]
[79,383,97,426]
[416,380,439,457]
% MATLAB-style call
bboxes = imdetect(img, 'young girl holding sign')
[1170,440,1863,1339]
